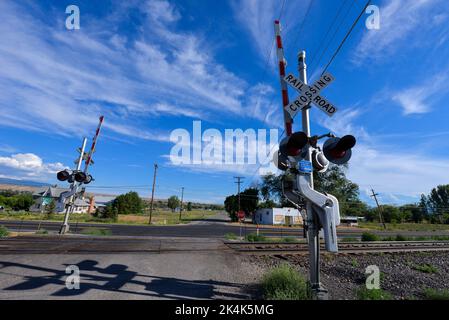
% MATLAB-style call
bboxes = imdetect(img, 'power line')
[321,0,372,75]
[289,0,315,48]
[309,0,350,69]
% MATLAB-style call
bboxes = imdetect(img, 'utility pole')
[234,176,244,238]
[234,177,244,211]
[370,188,386,229]
[298,51,327,300]
[149,163,158,224]
[179,187,184,221]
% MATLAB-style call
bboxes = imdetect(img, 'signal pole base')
[310,283,329,300]
[59,224,69,234]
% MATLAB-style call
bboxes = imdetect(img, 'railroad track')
[225,241,449,255]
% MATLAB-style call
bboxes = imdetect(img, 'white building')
[254,207,303,226]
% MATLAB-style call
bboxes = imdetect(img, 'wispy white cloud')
[354,0,448,63]
[348,143,449,199]
[0,153,67,180]
[230,0,311,62]
[391,73,449,115]
[0,144,17,154]
[318,105,449,203]
[0,0,275,142]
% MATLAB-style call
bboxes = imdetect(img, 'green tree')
[45,200,56,218]
[186,202,192,211]
[426,185,449,223]
[419,194,431,221]
[258,199,277,209]
[260,173,283,203]
[101,203,118,221]
[314,165,362,216]
[240,188,259,220]
[224,195,239,222]
[378,205,401,223]
[113,191,143,215]
[167,195,180,212]
[12,193,34,211]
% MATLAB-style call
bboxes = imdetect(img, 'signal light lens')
[57,170,70,181]
[286,132,308,156]
[335,135,356,154]
[74,171,87,183]
[323,135,356,165]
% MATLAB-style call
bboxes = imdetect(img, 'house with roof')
[30,185,108,214]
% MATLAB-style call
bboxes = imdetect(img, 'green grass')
[341,237,359,242]
[282,237,298,243]
[412,264,438,274]
[261,264,309,300]
[80,227,112,236]
[361,232,380,242]
[224,233,238,240]
[246,233,267,242]
[351,258,359,268]
[359,222,449,232]
[35,229,48,235]
[0,209,219,226]
[423,288,449,300]
[0,225,9,238]
[381,235,449,241]
[356,287,393,300]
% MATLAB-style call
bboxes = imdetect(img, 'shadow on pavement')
[0,260,248,299]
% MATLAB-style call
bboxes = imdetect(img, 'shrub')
[357,287,393,300]
[431,235,449,241]
[412,264,438,274]
[246,233,266,242]
[224,233,237,240]
[261,264,309,300]
[0,225,9,238]
[395,234,408,241]
[81,228,112,236]
[423,288,449,300]
[361,232,380,242]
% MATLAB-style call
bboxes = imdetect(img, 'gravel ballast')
[246,251,449,300]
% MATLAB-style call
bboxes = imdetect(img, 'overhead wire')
[320,0,372,75]
[308,0,349,69]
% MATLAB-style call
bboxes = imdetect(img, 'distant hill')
[0,178,50,187]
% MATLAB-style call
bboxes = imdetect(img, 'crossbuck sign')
[284,72,338,118]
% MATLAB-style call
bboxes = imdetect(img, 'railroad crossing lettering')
[283,72,338,118]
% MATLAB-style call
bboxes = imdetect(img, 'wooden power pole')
[234,176,244,212]
[149,163,158,224]
[179,187,184,221]
[370,188,386,229]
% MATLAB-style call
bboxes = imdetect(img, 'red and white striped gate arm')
[84,115,104,173]
[274,20,293,137]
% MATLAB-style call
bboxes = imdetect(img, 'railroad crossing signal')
[75,148,94,165]
[283,72,338,117]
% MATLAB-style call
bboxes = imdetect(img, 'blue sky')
[1,0,449,206]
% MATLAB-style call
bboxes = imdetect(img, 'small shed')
[340,216,362,227]
[254,207,303,226]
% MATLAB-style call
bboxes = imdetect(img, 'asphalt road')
[0,235,258,299]
[2,213,449,238]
